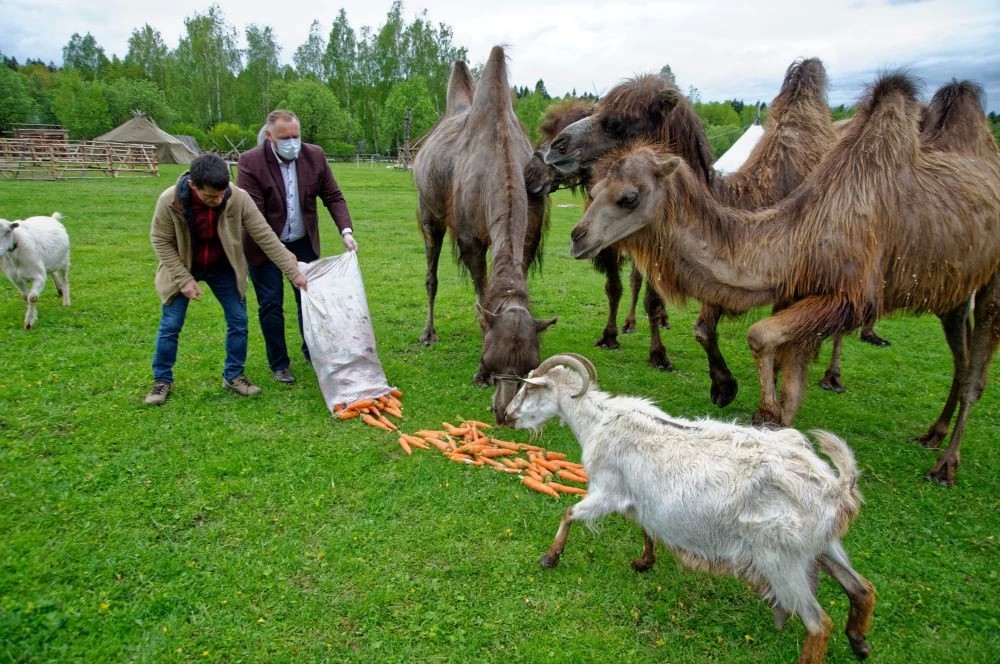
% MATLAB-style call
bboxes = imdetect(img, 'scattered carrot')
[479,447,516,458]
[337,409,360,421]
[521,476,560,499]
[556,469,589,484]
[548,482,587,496]
[361,413,392,431]
[489,439,521,451]
[524,468,545,483]
[397,436,413,456]
[545,452,568,461]
[464,419,492,429]
[382,404,404,419]
[442,423,470,437]
[377,413,399,430]
[389,388,403,398]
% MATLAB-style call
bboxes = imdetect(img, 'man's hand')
[292,274,308,291]
[181,279,203,301]
[343,231,358,253]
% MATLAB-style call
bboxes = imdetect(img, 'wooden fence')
[0,139,159,179]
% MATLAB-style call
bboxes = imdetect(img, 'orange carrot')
[333,403,345,413]
[521,476,560,499]
[345,398,377,411]
[532,456,561,473]
[386,395,403,409]
[397,436,413,456]
[556,469,589,484]
[545,452,569,461]
[361,413,392,431]
[547,482,587,496]
[524,468,545,483]
[382,404,404,419]
[389,388,403,398]
[479,447,516,458]
[499,457,521,470]
[376,413,398,430]
[415,429,447,438]
[337,409,360,421]
[528,462,553,478]
[442,423,469,436]
[423,437,452,452]
[463,419,493,429]
[489,439,521,451]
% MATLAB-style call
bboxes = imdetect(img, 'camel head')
[569,145,682,259]
[543,73,682,175]
[478,301,557,424]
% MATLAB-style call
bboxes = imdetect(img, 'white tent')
[712,123,765,175]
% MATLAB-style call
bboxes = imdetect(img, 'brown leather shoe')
[223,374,262,396]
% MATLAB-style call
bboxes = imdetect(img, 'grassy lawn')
[0,163,996,662]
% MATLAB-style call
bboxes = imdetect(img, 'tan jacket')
[151,179,302,304]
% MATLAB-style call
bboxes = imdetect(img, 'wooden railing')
[0,139,159,179]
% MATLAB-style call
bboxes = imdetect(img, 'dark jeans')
[248,235,316,372]
[152,267,248,383]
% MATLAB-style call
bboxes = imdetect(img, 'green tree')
[281,78,358,153]
[171,4,241,128]
[238,24,283,125]
[378,77,437,153]
[52,70,110,139]
[20,63,58,124]
[293,20,326,80]
[515,91,550,144]
[206,122,251,153]
[125,25,171,90]
[0,67,36,132]
[105,78,174,126]
[62,32,109,81]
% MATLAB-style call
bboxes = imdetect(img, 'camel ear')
[654,88,682,115]
[655,156,682,179]
[534,316,557,333]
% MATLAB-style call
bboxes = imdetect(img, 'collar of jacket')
[171,172,232,228]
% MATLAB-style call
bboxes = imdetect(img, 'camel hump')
[446,60,476,116]
[920,79,993,155]
[780,57,828,100]
[472,45,512,114]
[862,71,923,114]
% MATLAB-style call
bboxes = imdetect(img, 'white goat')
[504,353,875,664]
[0,212,71,329]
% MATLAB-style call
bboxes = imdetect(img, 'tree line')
[4,1,996,159]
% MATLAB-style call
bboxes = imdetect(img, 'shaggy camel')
[569,72,1000,485]
[545,58,885,405]
[526,100,674,369]
[413,46,556,423]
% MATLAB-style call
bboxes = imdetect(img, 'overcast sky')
[4,0,998,113]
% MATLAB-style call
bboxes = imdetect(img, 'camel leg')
[631,529,657,572]
[820,540,875,660]
[915,303,970,448]
[820,334,846,393]
[693,302,739,408]
[622,260,641,333]
[594,247,623,349]
[419,217,446,345]
[643,280,673,371]
[927,277,1000,485]
[540,493,622,568]
[859,321,890,347]
[778,345,813,426]
[459,235,491,386]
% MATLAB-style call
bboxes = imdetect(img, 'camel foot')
[849,635,872,660]
[630,555,655,573]
[419,332,438,346]
[911,426,947,450]
[621,318,637,333]
[752,409,782,428]
[540,552,561,568]
[925,455,958,486]
[860,331,891,347]
[711,378,738,408]
[595,334,620,350]
[647,350,673,372]
[819,371,845,393]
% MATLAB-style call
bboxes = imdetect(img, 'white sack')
[300,252,392,413]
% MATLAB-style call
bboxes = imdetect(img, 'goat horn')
[531,354,593,398]
[559,352,597,383]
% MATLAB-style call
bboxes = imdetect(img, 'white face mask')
[274,137,301,161]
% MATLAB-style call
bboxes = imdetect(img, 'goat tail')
[51,212,63,223]
[810,429,863,531]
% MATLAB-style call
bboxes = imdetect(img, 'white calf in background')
[504,353,876,664]
[0,212,71,329]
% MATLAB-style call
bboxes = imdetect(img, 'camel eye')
[618,191,640,209]
[601,117,624,136]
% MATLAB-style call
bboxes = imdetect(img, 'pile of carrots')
[335,391,587,499]
[334,388,405,431]
[400,419,588,499]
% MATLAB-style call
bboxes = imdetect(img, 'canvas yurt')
[96,113,199,164]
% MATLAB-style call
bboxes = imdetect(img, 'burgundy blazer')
[237,142,353,266]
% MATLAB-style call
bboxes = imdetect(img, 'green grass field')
[0,164,996,662]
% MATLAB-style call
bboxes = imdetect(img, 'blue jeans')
[152,267,249,383]
[248,236,316,372]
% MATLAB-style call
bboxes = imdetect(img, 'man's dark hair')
[189,153,230,190]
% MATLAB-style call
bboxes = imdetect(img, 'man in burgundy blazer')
[237,109,358,384]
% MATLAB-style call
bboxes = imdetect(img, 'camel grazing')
[413,46,556,423]
[545,58,864,407]
[569,72,1000,485]
[526,100,674,369]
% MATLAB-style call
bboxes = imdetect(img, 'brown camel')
[413,46,556,423]
[526,100,674,369]
[545,58,857,407]
[569,72,1000,486]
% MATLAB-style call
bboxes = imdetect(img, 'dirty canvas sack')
[300,252,391,413]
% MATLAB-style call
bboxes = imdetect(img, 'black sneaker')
[273,368,296,384]
[144,380,171,405]
[223,374,262,396]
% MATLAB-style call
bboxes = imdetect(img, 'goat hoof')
[540,553,560,568]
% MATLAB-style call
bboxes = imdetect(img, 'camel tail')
[810,429,863,533]
[446,60,476,117]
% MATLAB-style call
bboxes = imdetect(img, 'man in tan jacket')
[145,153,307,405]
